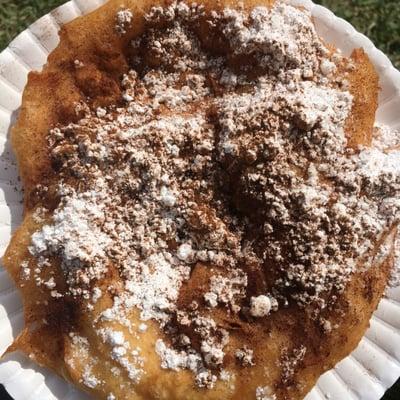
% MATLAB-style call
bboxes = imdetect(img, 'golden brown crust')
[3,1,391,400]
[345,48,380,148]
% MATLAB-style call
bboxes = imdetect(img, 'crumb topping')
[23,0,400,395]
[250,295,273,318]
[115,8,133,35]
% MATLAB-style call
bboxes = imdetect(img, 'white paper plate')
[0,1,399,399]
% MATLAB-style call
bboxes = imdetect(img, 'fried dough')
[3,2,396,400]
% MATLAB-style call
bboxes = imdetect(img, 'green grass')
[315,0,400,69]
[0,0,65,50]
[0,0,399,399]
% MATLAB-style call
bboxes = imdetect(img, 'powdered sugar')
[155,339,219,388]
[250,295,272,318]
[82,365,101,389]
[256,386,277,400]
[222,4,326,72]
[115,9,133,35]
[205,269,247,312]
[98,328,143,383]
[30,183,112,269]
[123,252,190,321]
[156,339,202,371]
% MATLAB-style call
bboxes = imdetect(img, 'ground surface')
[0,0,399,399]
